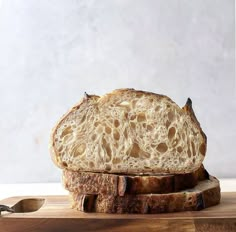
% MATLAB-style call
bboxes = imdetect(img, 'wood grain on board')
[0,192,235,232]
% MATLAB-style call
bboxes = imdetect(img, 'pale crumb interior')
[52,89,206,174]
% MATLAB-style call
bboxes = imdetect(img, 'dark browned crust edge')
[70,177,220,214]
[63,165,207,196]
[182,98,207,156]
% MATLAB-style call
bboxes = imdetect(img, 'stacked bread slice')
[63,167,220,213]
[50,89,221,213]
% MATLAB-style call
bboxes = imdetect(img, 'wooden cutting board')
[0,192,235,232]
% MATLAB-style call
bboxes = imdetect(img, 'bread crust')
[63,165,208,196]
[182,98,207,154]
[70,176,220,214]
[50,89,207,174]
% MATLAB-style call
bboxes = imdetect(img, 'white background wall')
[0,0,235,183]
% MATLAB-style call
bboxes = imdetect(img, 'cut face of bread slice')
[70,176,220,214]
[63,165,208,196]
[50,88,207,174]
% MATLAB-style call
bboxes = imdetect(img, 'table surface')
[0,178,236,201]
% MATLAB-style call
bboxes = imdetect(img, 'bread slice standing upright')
[50,88,207,174]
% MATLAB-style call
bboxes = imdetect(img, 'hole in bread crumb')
[155,106,160,111]
[114,120,120,128]
[168,111,175,122]
[130,122,136,129]
[130,143,140,158]
[165,120,171,128]
[60,126,73,138]
[58,146,63,152]
[105,164,111,171]
[91,134,97,141]
[147,125,153,131]
[124,129,128,139]
[112,158,121,164]
[130,114,136,120]
[191,142,196,156]
[102,138,112,161]
[168,127,176,140]
[80,115,86,123]
[124,112,128,119]
[114,143,118,149]
[89,162,95,168]
[137,113,146,122]
[113,130,120,140]
[62,162,68,168]
[187,149,191,158]
[156,143,168,153]
[199,143,206,156]
[105,127,112,134]
[177,146,183,153]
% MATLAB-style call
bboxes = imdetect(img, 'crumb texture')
[50,88,206,174]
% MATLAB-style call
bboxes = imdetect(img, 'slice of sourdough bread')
[70,176,220,214]
[63,165,208,196]
[50,88,207,174]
